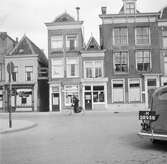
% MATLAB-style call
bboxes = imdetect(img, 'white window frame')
[0,64,2,81]
[128,78,142,102]
[84,60,103,79]
[111,79,125,103]
[162,31,167,49]
[113,51,129,73]
[51,58,64,78]
[126,2,135,14]
[25,66,33,81]
[66,58,79,78]
[164,56,167,75]
[66,34,78,50]
[12,66,18,82]
[135,50,152,72]
[64,85,79,106]
[113,27,128,46]
[135,27,150,45]
[51,35,63,50]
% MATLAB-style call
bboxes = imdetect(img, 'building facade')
[81,36,108,110]
[158,6,167,86]
[0,32,16,111]
[99,0,163,108]
[45,11,84,112]
[5,35,48,112]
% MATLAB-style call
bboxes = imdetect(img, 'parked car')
[138,86,167,143]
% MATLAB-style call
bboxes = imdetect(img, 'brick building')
[81,36,108,110]
[5,35,48,112]
[0,32,16,111]
[158,6,167,86]
[99,0,163,109]
[45,10,84,112]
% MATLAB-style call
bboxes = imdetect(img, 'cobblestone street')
[0,112,167,164]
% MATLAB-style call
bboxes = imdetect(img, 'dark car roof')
[152,86,167,97]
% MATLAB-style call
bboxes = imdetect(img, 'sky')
[0,0,167,55]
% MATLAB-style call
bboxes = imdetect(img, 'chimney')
[101,6,107,15]
[16,37,19,43]
[76,7,80,21]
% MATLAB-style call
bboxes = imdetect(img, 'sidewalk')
[0,119,37,134]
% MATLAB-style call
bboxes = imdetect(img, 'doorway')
[52,93,60,111]
[85,92,92,110]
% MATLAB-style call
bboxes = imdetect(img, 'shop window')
[64,85,79,106]
[93,86,104,103]
[147,79,156,87]
[22,97,27,104]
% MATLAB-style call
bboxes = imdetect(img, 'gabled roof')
[160,6,167,19]
[53,12,75,23]
[0,32,16,43]
[86,36,100,50]
[9,35,48,66]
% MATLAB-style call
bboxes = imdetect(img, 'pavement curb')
[0,122,38,134]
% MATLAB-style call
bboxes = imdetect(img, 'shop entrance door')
[52,93,60,111]
[85,92,92,110]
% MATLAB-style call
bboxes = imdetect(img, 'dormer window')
[123,0,136,14]
[126,2,135,14]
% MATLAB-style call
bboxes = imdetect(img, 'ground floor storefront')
[49,78,108,112]
[4,84,36,112]
[109,74,161,109]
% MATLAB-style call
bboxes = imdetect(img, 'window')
[0,64,2,81]
[12,66,18,82]
[51,58,64,78]
[126,2,135,14]
[136,50,151,72]
[66,35,77,50]
[21,97,27,104]
[164,57,167,75]
[64,85,79,106]
[162,31,167,48]
[66,58,79,77]
[135,27,150,45]
[93,86,105,103]
[147,79,156,87]
[51,35,63,49]
[84,60,103,78]
[25,66,33,81]
[113,51,128,73]
[113,28,128,45]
